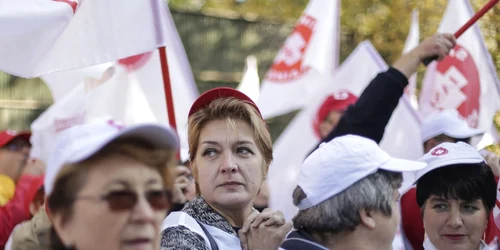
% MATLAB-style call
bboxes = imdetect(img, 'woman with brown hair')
[44,118,179,250]
[161,88,291,250]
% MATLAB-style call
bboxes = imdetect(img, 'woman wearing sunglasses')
[44,119,178,250]
[161,88,292,250]
[415,142,497,250]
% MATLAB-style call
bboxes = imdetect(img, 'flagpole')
[151,0,180,160]
[158,47,177,132]
[422,0,499,65]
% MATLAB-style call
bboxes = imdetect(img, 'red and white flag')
[237,55,260,103]
[0,0,169,78]
[267,41,386,220]
[30,6,198,163]
[402,9,420,110]
[419,0,500,134]
[257,0,340,119]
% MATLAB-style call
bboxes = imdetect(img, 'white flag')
[0,0,169,78]
[31,6,198,163]
[402,10,420,110]
[237,56,260,103]
[268,41,386,221]
[419,0,500,135]
[257,0,340,119]
[379,97,423,195]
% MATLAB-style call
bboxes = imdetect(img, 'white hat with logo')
[415,141,485,182]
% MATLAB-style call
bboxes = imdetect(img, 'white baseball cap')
[44,118,179,196]
[420,109,483,143]
[296,135,427,210]
[415,142,485,183]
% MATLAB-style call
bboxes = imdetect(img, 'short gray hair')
[292,169,402,236]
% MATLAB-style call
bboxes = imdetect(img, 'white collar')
[423,236,489,250]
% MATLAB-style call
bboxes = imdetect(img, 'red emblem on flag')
[430,44,481,128]
[265,14,316,82]
[431,147,449,156]
[118,52,153,73]
[53,0,79,14]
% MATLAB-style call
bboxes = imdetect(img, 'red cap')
[188,87,263,119]
[0,130,31,147]
[312,90,358,137]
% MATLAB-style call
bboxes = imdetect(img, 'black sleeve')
[313,67,408,151]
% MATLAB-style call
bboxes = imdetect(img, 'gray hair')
[292,169,402,238]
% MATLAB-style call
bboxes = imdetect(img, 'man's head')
[313,90,357,139]
[421,110,483,153]
[293,135,426,249]
[0,130,31,181]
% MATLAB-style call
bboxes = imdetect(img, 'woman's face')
[53,154,168,250]
[423,195,488,250]
[193,119,265,210]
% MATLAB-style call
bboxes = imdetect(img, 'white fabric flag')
[419,0,500,134]
[237,55,260,103]
[0,0,169,78]
[31,6,198,163]
[268,41,387,221]
[402,10,420,110]
[257,0,340,119]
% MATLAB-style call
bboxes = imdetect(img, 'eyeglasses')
[76,190,171,212]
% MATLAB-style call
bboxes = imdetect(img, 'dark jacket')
[281,230,329,250]
[313,67,408,151]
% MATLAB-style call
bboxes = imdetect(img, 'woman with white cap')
[44,118,179,250]
[414,142,497,250]
[161,88,291,250]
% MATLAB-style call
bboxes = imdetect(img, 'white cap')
[415,142,485,183]
[420,109,483,143]
[296,135,427,210]
[44,118,179,196]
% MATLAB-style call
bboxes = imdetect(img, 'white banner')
[31,5,198,163]
[237,56,260,103]
[402,9,420,110]
[419,0,500,133]
[0,0,168,78]
[257,0,340,119]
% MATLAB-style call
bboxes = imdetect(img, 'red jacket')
[0,175,41,249]
[401,186,500,250]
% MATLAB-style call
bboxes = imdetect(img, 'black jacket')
[312,67,408,152]
[281,230,330,250]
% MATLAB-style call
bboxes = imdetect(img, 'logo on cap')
[431,147,449,156]
[333,91,349,100]
[5,130,18,136]
[107,120,124,130]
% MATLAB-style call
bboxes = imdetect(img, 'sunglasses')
[77,190,172,212]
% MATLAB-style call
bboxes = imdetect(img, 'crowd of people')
[1,33,500,250]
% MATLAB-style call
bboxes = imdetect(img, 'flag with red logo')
[419,0,500,133]
[257,0,340,119]
[267,41,386,221]
[30,6,198,163]
[0,0,168,78]
[402,9,420,110]
[237,56,260,103]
